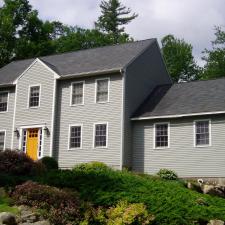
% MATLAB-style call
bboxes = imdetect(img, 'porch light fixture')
[14,128,20,138]
[43,126,50,136]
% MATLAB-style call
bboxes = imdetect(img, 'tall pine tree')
[95,0,137,44]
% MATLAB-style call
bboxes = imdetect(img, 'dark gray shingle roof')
[133,78,225,119]
[0,39,155,85]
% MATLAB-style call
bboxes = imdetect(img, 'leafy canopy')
[201,26,225,79]
[161,34,200,82]
[95,0,137,44]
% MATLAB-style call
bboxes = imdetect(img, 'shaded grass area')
[36,169,225,225]
[0,196,18,214]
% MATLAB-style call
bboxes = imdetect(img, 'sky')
[1,0,225,65]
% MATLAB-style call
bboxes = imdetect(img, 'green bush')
[40,156,58,171]
[81,201,154,225]
[156,169,178,180]
[12,181,81,225]
[73,162,110,172]
[0,150,42,176]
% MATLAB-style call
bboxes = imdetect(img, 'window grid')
[22,130,27,153]
[96,79,109,103]
[0,92,8,112]
[195,121,210,146]
[95,124,107,147]
[70,126,82,148]
[38,129,42,157]
[29,86,40,107]
[0,131,5,150]
[155,124,168,148]
[72,82,84,105]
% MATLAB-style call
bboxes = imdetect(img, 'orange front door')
[26,129,39,160]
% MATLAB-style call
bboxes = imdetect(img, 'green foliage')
[161,34,201,82]
[95,0,137,43]
[73,161,110,172]
[201,26,225,79]
[81,201,154,225]
[156,168,178,180]
[40,156,58,171]
[37,165,225,224]
[12,181,81,225]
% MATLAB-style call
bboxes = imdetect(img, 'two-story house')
[1,39,225,179]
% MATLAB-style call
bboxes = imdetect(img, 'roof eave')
[58,68,123,80]
[131,111,225,121]
[0,83,15,88]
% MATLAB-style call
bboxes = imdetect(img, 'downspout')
[120,68,126,170]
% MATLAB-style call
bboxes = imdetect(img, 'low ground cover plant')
[12,181,81,225]
[156,168,178,180]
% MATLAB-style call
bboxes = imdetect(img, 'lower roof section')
[132,78,225,120]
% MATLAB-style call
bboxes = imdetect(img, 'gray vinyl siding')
[124,41,171,167]
[13,60,55,156]
[55,73,123,169]
[133,115,225,178]
[0,87,15,149]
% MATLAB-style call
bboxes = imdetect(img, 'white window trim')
[153,122,170,149]
[93,122,108,149]
[68,124,83,150]
[0,91,9,113]
[18,124,45,159]
[27,84,41,109]
[0,130,6,150]
[193,119,211,148]
[70,81,85,106]
[95,78,110,103]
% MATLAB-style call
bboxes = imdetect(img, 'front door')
[26,128,39,160]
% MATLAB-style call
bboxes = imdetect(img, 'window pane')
[96,79,109,102]
[70,126,81,148]
[196,121,209,146]
[95,124,107,147]
[0,92,8,112]
[155,124,168,148]
[30,86,40,107]
[0,132,5,150]
[72,82,84,105]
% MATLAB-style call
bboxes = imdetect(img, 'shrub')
[40,156,58,171]
[156,169,178,180]
[12,181,81,225]
[81,201,154,225]
[0,150,38,176]
[73,162,110,173]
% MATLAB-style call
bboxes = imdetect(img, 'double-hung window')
[0,92,8,112]
[29,86,40,107]
[195,120,210,146]
[71,82,84,105]
[154,123,169,148]
[69,125,82,149]
[96,78,109,103]
[94,123,108,148]
[0,131,5,150]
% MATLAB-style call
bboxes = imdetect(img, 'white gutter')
[131,111,225,121]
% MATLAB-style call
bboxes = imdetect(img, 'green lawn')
[0,196,18,214]
[36,167,225,225]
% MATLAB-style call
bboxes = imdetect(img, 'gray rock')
[202,185,225,198]
[207,220,224,225]
[0,212,17,225]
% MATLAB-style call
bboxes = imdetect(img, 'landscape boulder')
[207,220,224,225]
[0,212,17,225]
[202,185,225,198]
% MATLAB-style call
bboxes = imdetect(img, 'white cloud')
[1,0,225,65]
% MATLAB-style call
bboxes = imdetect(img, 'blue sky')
[1,0,225,65]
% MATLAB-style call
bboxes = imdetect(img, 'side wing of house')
[55,73,123,169]
[0,86,15,150]
[132,115,225,177]
[12,59,57,158]
[123,41,172,168]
